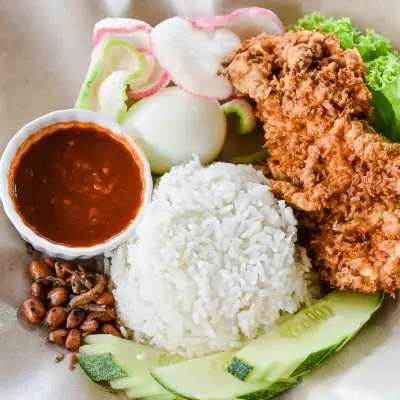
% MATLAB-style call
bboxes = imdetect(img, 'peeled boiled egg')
[121,87,226,174]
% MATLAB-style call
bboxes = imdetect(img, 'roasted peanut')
[44,257,56,269]
[44,307,67,330]
[101,323,122,337]
[29,260,51,280]
[59,262,72,273]
[66,309,86,329]
[80,319,99,334]
[48,328,69,345]
[21,297,46,324]
[56,263,67,279]
[96,307,116,322]
[47,287,69,308]
[95,291,114,306]
[66,329,81,351]
[31,282,45,300]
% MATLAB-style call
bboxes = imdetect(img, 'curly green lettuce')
[290,13,390,62]
[366,53,400,142]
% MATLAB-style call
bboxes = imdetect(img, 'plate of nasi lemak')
[1,3,400,400]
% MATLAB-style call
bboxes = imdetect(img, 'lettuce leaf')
[366,53,400,142]
[290,13,390,62]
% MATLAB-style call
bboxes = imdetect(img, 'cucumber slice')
[80,343,116,354]
[75,37,146,121]
[151,351,296,400]
[222,98,257,134]
[84,334,120,345]
[78,335,181,397]
[126,386,176,399]
[77,353,127,382]
[228,291,384,382]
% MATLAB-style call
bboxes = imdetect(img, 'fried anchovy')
[67,274,106,311]
[36,276,67,287]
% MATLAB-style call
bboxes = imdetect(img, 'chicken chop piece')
[225,30,400,294]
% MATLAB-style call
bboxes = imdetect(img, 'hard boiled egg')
[121,87,226,174]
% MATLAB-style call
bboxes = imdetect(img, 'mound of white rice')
[111,155,315,357]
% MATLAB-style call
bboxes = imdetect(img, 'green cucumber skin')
[135,395,177,400]
[239,380,297,400]
[77,353,127,382]
[228,291,384,382]
[126,386,176,399]
[334,292,384,351]
[227,303,339,381]
[289,341,343,378]
[228,357,254,381]
[75,37,145,122]
[79,292,384,399]
[151,373,296,400]
[150,375,197,400]
[224,107,249,135]
[222,99,256,135]
[289,292,382,379]
[290,292,384,378]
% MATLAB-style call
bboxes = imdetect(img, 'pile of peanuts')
[21,256,123,352]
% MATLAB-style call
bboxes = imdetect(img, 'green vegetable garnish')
[77,353,128,382]
[75,37,146,123]
[236,149,269,165]
[78,335,181,398]
[227,291,384,383]
[290,13,390,62]
[222,98,257,135]
[366,53,400,142]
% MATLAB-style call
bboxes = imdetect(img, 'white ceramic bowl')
[0,109,152,260]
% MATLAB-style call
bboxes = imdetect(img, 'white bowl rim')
[0,109,153,259]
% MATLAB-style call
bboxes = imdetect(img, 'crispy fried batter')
[226,30,400,294]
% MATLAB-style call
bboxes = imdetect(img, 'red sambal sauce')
[10,122,144,247]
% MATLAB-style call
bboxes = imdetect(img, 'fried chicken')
[225,30,400,294]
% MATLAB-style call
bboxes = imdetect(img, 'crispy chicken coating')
[226,30,400,294]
